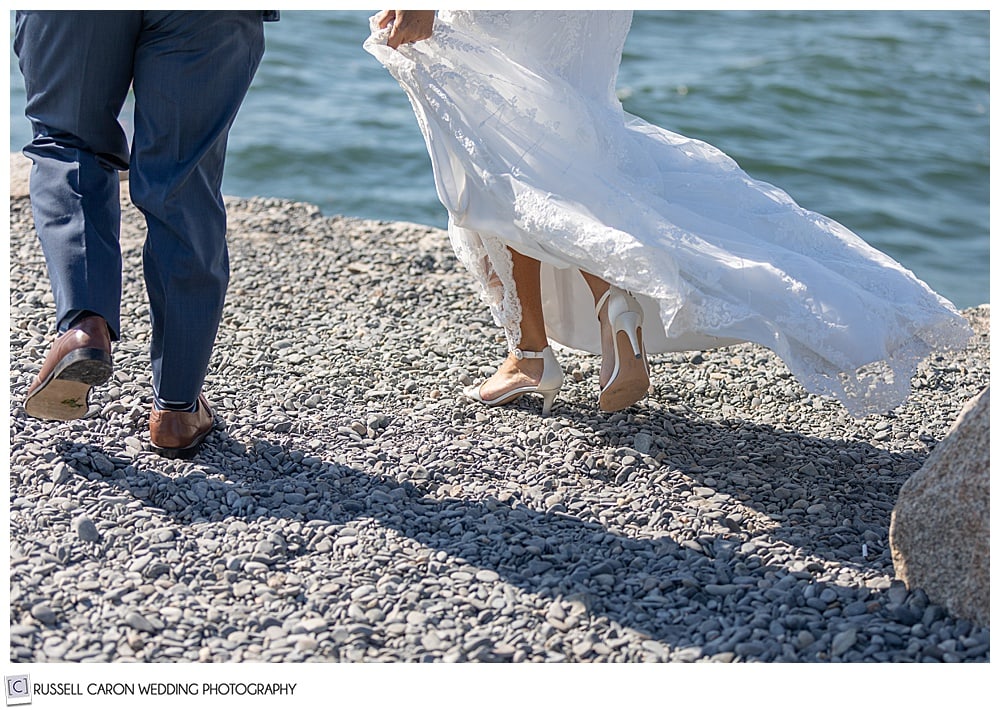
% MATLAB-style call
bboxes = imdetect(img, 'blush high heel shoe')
[463,346,564,416]
[596,286,651,412]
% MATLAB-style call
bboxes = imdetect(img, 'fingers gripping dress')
[364,10,972,418]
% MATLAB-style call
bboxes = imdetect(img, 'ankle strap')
[513,346,550,360]
[594,289,613,317]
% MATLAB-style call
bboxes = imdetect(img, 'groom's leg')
[14,10,140,339]
[129,11,264,409]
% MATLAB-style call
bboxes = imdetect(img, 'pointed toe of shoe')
[462,384,483,402]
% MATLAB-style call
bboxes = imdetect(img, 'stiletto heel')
[595,286,651,412]
[539,387,559,417]
[464,346,564,416]
[617,310,643,357]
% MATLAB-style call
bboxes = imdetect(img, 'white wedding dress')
[365,10,972,418]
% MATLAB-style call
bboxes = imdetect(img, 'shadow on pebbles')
[8,195,991,663]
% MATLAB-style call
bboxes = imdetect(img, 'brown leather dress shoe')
[24,314,113,421]
[148,394,215,459]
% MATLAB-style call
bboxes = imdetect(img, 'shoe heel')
[539,388,559,417]
[597,286,650,413]
[615,311,643,358]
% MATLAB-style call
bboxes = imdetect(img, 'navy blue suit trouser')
[14,11,265,407]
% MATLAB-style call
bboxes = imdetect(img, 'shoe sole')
[148,436,209,460]
[24,349,113,421]
[465,388,525,408]
[148,426,213,460]
[599,330,650,412]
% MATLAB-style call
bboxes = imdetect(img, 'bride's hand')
[377,10,435,49]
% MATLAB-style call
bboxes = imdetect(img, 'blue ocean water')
[8,10,989,309]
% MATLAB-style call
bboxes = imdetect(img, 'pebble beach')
[7,183,991,664]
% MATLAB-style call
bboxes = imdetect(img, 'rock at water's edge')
[11,152,30,199]
[10,151,127,200]
[890,386,990,625]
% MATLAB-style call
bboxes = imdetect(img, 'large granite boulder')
[889,386,990,625]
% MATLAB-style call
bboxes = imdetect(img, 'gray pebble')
[74,516,100,542]
[831,628,859,656]
[124,611,154,632]
[30,603,57,626]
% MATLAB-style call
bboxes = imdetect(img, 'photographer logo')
[5,676,31,706]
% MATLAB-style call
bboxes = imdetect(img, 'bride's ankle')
[501,352,544,377]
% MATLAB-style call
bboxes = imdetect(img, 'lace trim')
[448,224,523,351]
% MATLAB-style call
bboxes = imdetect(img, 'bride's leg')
[580,273,615,388]
[476,249,548,400]
[580,271,650,410]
